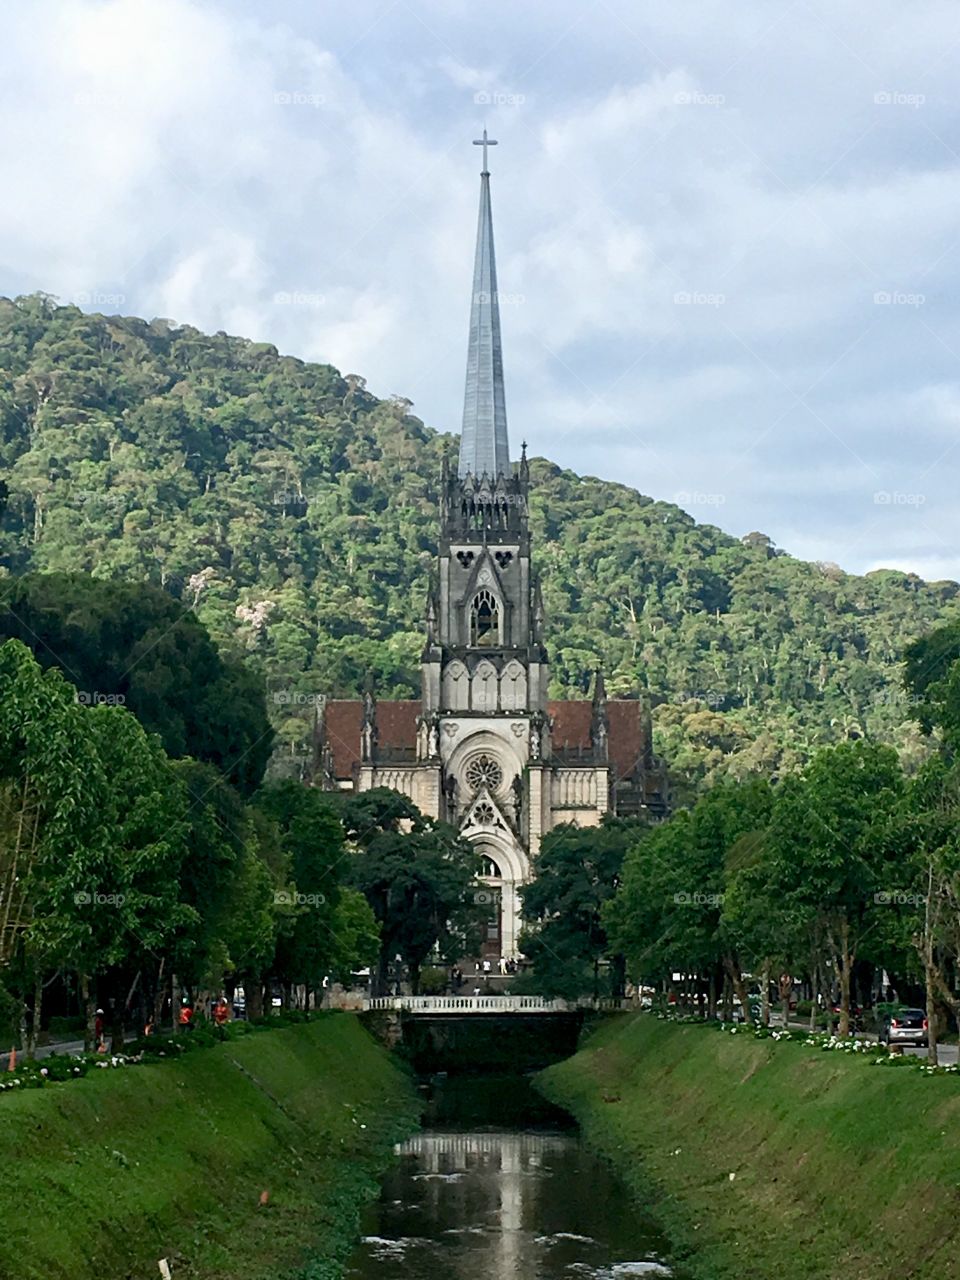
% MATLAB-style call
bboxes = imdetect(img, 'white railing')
[362,995,628,1014]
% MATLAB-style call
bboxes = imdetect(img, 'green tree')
[342,789,483,994]
[519,817,645,999]
[254,780,344,1005]
[0,573,273,794]
[766,742,904,1035]
[0,295,955,795]
[606,781,773,1020]
[328,888,381,986]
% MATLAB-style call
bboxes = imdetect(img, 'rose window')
[472,801,497,826]
[465,753,503,793]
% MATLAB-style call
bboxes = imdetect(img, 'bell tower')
[418,132,548,958]
[313,130,669,965]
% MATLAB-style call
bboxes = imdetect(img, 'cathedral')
[315,133,668,958]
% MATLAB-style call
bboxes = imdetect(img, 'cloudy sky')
[2,1,960,579]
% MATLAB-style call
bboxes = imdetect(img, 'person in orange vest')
[177,1000,194,1032]
[213,997,229,1035]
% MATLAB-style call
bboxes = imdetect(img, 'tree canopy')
[1,294,957,793]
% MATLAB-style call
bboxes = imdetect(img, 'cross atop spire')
[473,128,497,174]
[459,134,510,480]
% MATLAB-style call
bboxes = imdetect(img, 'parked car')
[879,1007,927,1047]
[830,1002,865,1031]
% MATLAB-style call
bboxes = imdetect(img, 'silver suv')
[880,1007,927,1048]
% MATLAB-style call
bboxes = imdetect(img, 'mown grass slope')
[0,1015,419,1280]
[538,1015,960,1280]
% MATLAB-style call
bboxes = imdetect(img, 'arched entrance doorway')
[478,852,504,956]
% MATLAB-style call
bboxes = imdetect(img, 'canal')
[345,1074,679,1279]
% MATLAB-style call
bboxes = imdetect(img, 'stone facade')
[312,140,669,958]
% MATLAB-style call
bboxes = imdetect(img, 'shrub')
[47,1015,86,1038]
[418,967,448,996]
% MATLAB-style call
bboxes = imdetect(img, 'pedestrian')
[178,1000,194,1032]
[213,997,229,1033]
[94,1008,105,1050]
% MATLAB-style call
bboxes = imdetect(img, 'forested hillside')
[1,293,955,794]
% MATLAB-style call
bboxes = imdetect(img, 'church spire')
[458,129,510,480]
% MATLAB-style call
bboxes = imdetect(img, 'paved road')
[903,1042,959,1065]
[1,1031,141,1070]
[779,1016,959,1066]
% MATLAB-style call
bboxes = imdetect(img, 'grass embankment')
[538,1014,960,1280]
[0,1014,419,1280]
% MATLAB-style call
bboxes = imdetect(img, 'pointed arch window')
[470,588,500,647]
[480,855,502,879]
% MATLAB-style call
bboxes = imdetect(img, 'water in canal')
[346,1075,677,1279]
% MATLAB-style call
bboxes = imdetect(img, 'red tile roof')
[549,699,647,783]
[323,699,421,779]
[323,697,647,783]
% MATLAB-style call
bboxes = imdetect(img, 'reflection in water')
[346,1128,674,1279]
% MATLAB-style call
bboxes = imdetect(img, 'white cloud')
[2,0,960,578]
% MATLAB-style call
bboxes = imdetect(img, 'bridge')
[361,995,625,1070]
[363,995,625,1014]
